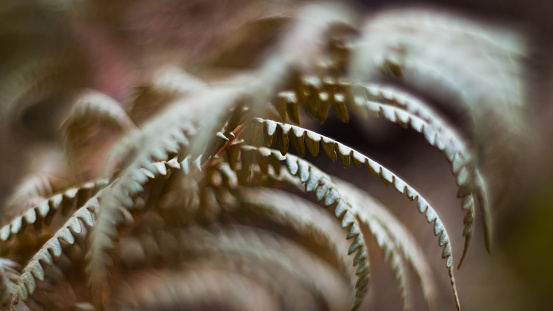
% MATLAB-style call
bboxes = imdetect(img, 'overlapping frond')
[225,145,370,310]
[247,118,463,258]
[86,160,179,307]
[230,139,460,309]
[269,77,493,263]
[229,187,357,310]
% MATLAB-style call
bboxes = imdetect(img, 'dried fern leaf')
[118,224,347,310]
[86,160,179,308]
[341,193,415,311]
[196,257,326,311]
[236,138,461,310]
[268,170,425,311]
[234,187,358,309]
[350,84,493,262]
[2,150,75,221]
[3,175,58,222]
[107,3,356,184]
[231,145,372,310]
[265,79,494,263]
[333,178,438,310]
[357,8,523,55]
[0,179,108,243]
[10,191,101,304]
[252,167,433,311]
[62,90,137,178]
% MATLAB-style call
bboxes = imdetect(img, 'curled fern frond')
[63,90,136,134]
[62,90,137,179]
[267,168,436,311]
[238,182,417,310]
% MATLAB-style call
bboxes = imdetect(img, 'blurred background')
[0,0,552,310]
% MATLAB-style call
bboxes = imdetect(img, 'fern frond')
[86,159,181,308]
[10,192,100,303]
[248,164,435,310]
[230,145,370,310]
[265,77,494,263]
[349,85,493,261]
[62,90,136,136]
[234,187,359,309]
[358,8,523,55]
[0,179,108,244]
[350,8,526,169]
[232,142,461,310]
[91,12,359,298]
[115,224,350,311]
[333,178,438,310]
[223,162,416,310]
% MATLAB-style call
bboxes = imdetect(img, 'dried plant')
[0,1,527,311]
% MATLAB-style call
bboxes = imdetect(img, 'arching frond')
[233,187,358,310]
[230,144,460,310]
[257,91,493,266]
[333,178,438,310]
[226,146,370,310]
